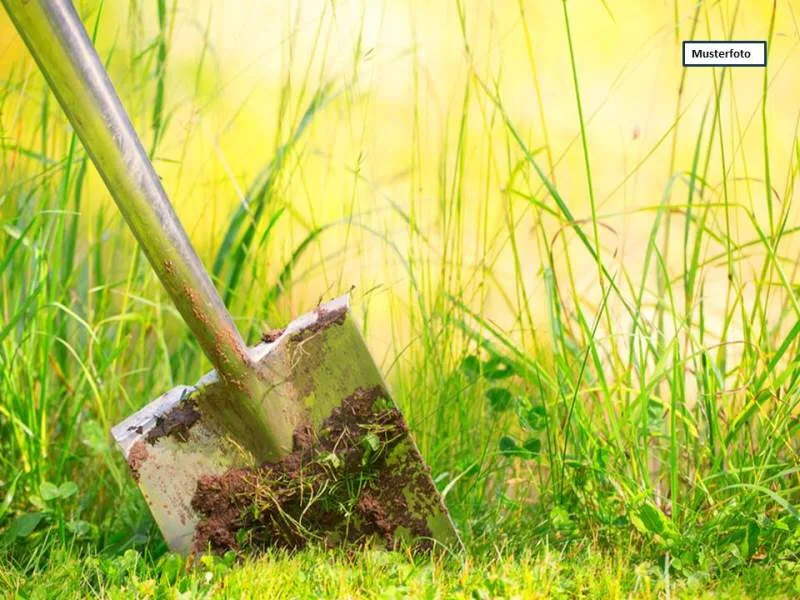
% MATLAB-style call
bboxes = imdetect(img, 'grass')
[1,546,798,598]
[1,0,800,597]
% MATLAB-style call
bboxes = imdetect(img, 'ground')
[2,545,799,599]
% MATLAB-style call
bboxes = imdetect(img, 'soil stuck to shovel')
[145,398,201,444]
[191,386,439,554]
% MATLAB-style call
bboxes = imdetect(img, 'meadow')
[1,0,800,596]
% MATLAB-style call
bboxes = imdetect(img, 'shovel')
[4,0,460,554]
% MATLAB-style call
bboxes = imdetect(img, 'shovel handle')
[3,0,253,383]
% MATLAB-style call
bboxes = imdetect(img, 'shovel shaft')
[3,0,251,383]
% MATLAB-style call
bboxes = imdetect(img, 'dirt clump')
[191,385,437,554]
[127,440,149,482]
[146,398,201,444]
[261,328,285,343]
[262,303,345,345]
[289,304,347,343]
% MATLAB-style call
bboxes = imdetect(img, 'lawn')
[2,546,798,598]
[1,0,799,597]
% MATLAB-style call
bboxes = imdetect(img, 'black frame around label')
[682,41,767,68]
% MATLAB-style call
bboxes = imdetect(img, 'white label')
[683,41,766,67]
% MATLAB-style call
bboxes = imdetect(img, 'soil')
[127,440,149,482]
[260,328,285,343]
[190,385,438,554]
[145,398,202,444]
[289,304,347,343]
[261,302,346,344]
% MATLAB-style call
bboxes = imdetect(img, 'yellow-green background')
[3,1,797,357]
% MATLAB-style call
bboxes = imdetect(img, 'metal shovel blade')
[112,295,460,555]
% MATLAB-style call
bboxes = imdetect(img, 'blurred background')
[3,1,797,343]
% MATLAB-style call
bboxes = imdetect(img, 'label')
[682,41,767,67]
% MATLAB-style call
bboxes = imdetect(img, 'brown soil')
[191,385,437,554]
[261,302,346,344]
[127,440,149,482]
[146,398,201,444]
[260,328,285,343]
[289,304,347,343]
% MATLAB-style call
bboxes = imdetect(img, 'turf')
[1,0,799,597]
[1,546,799,599]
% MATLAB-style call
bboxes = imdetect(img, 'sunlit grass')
[2,544,797,598]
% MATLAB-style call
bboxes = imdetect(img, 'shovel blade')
[112,295,460,554]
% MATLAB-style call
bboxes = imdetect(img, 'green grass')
[1,545,798,599]
[2,0,800,597]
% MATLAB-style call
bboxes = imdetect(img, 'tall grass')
[0,0,798,578]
